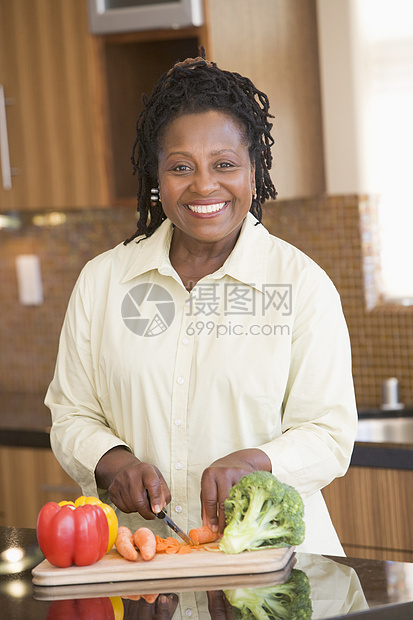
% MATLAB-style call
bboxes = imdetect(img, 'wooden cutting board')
[32,544,295,588]
[33,553,296,601]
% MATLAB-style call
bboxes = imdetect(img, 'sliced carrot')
[155,535,190,554]
[155,535,170,552]
[140,594,158,604]
[115,526,139,562]
[188,525,220,545]
[134,527,157,561]
[164,539,181,554]
[177,545,192,554]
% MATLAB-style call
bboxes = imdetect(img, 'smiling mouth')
[186,202,227,214]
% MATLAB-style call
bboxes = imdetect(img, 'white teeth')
[187,202,226,214]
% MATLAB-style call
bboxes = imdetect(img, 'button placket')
[169,297,194,531]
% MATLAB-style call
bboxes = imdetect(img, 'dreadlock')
[124,52,277,245]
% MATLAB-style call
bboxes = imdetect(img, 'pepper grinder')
[380,377,405,411]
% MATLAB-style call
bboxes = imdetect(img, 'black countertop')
[1,393,413,469]
[1,526,413,620]
[0,392,51,448]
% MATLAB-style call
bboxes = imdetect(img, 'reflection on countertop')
[1,526,413,620]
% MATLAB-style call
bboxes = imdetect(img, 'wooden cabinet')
[0,0,324,209]
[0,0,108,210]
[322,466,413,563]
[205,0,325,201]
[0,446,81,528]
[96,0,325,205]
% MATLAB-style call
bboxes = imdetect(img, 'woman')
[46,56,357,555]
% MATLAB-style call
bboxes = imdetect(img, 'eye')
[217,161,235,169]
[171,164,192,172]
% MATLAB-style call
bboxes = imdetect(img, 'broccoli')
[219,471,305,554]
[224,568,312,620]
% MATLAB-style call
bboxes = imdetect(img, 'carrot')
[140,594,158,604]
[176,545,192,554]
[122,594,158,603]
[188,525,220,545]
[115,526,139,561]
[133,527,157,561]
[155,535,191,554]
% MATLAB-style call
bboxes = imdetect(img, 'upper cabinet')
[205,0,325,200]
[96,0,325,205]
[0,0,324,210]
[0,0,108,210]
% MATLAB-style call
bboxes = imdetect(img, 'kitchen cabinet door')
[0,0,108,210]
[323,466,413,563]
[0,446,81,528]
[205,0,325,201]
[96,0,324,205]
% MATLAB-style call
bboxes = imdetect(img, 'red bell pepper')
[46,597,116,619]
[37,502,109,568]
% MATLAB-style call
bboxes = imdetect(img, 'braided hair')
[124,54,277,244]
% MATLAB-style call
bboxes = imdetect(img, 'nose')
[189,166,220,195]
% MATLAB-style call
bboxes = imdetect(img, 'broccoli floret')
[224,568,312,620]
[219,471,305,554]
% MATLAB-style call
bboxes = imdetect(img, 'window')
[359,0,413,303]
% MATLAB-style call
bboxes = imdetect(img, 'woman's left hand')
[200,448,271,535]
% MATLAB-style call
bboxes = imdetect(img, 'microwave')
[87,0,204,34]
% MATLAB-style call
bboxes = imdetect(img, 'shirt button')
[174,418,182,426]
[177,377,184,385]
[175,462,182,470]
[185,610,193,617]
[185,299,191,306]
[175,505,182,513]
[182,337,189,345]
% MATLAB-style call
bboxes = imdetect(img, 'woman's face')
[157,110,255,249]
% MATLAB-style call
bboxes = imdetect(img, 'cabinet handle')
[0,84,12,191]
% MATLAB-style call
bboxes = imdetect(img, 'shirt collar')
[120,212,269,293]
[210,212,268,292]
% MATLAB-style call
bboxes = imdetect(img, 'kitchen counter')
[352,415,413,470]
[1,526,413,619]
[0,392,51,448]
[1,392,413,469]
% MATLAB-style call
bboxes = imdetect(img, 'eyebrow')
[165,148,240,159]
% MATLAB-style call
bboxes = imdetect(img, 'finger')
[200,470,219,532]
[152,474,172,513]
[134,596,157,620]
[155,593,179,620]
[145,470,171,515]
[207,590,234,620]
[217,479,236,534]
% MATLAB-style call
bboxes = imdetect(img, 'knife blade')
[155,510,194,545]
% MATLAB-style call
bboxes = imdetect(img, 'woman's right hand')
[95,446,171,520]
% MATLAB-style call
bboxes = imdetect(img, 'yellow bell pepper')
[58,496,118,554]
[110,596,124,620]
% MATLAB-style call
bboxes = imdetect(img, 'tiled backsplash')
[1,195,412,409]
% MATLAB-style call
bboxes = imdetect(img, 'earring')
[151,187,161,204]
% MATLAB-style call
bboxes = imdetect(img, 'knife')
[155,510,194,545]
